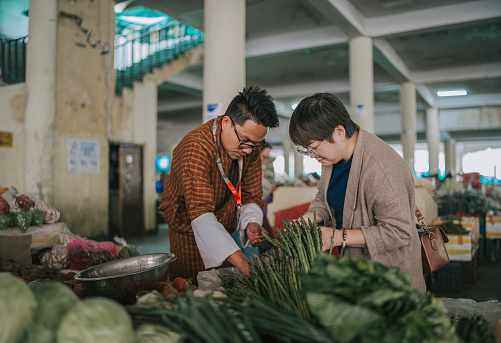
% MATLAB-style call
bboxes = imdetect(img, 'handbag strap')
[415,206,449,243]
[415,206,432,234]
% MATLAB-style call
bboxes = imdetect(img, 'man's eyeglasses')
[297,140,325,157]
[228,116,266,151]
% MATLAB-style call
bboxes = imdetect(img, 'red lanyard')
[212,118,243,207]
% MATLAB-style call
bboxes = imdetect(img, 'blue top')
[327,155,353,230]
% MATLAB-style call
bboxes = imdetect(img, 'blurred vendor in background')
[159,87,279,281]
[259,142,277,253]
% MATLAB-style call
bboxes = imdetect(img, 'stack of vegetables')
[126,217,496,342]
[0,193,45,232]
[0,272,173,343]
[225,216,322,319]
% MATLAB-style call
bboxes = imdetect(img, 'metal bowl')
[74,253,177,304]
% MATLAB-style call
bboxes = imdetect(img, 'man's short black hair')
[289,92,357,147]
[225,86,279,128]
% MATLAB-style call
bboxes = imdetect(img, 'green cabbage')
[135,324,183,343]
[56,297,135,343]
[27,282,79,343]
[0,272,37,343]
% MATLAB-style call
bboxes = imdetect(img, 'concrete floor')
[128,227,501,302]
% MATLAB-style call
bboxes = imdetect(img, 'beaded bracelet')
[342,227,347,249]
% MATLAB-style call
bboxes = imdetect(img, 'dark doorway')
[109,143,145,238]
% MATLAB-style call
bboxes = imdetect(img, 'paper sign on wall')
[68,139,100,174]
[0,131,13,148]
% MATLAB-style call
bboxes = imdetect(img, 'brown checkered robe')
[159,116,264,281]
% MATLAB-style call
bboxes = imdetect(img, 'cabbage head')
[27,281,79,343]
[56,297,134,343]
[0,272,37,343]
[135,324,183,343]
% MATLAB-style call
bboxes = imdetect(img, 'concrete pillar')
[426,107,440,176]
[456,142,464,175]
[294,149,304,177]
[53,0,115,237]
[349,36,374,133]
[444,139,456,176]
[132,75,158,231]
[24,0,57,201]
[400,82,417,172]
[203,0,245,122]
[283,138,291,178]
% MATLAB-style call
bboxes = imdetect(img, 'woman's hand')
[246,222,264,246]
[319,226,338,251]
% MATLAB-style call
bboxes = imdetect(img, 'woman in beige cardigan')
[289,93,426,291]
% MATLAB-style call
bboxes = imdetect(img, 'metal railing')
[0,36,27,85]
[114,21,204,95]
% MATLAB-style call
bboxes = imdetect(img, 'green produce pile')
[302,254,458,343]
[0,272,137,343]
[450,314,495,343]
[225,216,323,319]
[130,253,497,343]
[0,209,45,232]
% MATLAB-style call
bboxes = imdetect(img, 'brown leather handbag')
[415,207,450,275]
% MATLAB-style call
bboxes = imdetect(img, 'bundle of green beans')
[261,214,323,273]
[225,215,324,319]
[228,250,309,319]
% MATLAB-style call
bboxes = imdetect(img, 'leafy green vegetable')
[131,293,261,343]
[0,214,12,230]
[30,209,45,227]
[26,282,79,343]
[0,272,37,343]
[119,245,141,258]
[57,297,135,343]
[451,314,495,343]
[302,254,459,343]
[14,211,32,232]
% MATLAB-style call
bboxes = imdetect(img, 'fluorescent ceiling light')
[119,15,168,25]
[437,90,467,97]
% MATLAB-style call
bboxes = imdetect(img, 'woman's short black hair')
[225,86,279,128]
[289,93,357,147]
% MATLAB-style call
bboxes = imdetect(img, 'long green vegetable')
[260,214,323,273]
[226,215,325,319]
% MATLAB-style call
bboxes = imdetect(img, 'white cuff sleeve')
[192,213,240,269]
[302,213,313,223]
[238,203,263,248]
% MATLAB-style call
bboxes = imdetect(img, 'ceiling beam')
[367,0,501,37]
[373,38,435,107]
[411,62,501,83]
[436,94,501,109]
[306,0,366,37]
[158,99,202,113]
[246,26,347,58]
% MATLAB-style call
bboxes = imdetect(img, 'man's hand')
[246,222,264,246]
[227,250,250,277]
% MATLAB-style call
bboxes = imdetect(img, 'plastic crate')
[429,261,462,293]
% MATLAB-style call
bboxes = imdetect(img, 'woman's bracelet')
[341,228,347,249]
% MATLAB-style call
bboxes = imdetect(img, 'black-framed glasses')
[297,140,325,157]
[228,116,266,151]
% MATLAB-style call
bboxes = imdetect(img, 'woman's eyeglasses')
[296,140,325,157]
[228,116,266,151]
